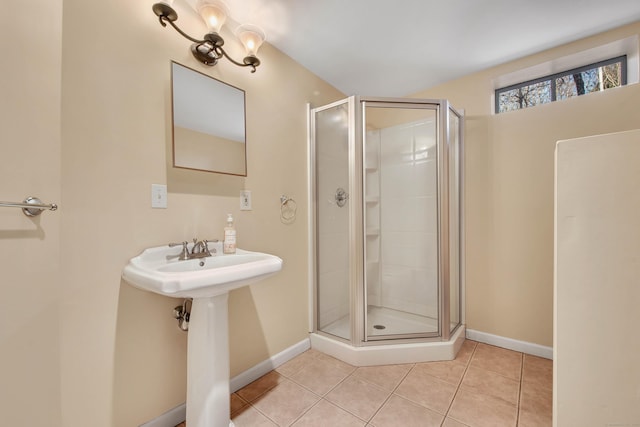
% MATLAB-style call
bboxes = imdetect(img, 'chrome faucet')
[190,238,211,258]
[169,238,218,260]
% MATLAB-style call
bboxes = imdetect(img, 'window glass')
[496,56,626,113]
[498,81,551,113]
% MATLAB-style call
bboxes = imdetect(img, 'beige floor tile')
[460,365,520,405]
[523,354,552,373]
[448,388,517,427]
[351,363,413,391]
[251,378,320,426]
[442,417,471,427]
[455,340,478,365]
[325,376,391,421]
[302,348,325,358]
[177,347,542,427]
[369,394,444,427]
[236,371,286,402]
[518,410,552,427]
[518,383,552,427]
[231,393,249,416]
[314,352,357,375]
[291,399,365,427]
[394,366,458,414]
[173,394,251,425]
[470,343,523,380]
[522,354,552,392]
[289,355,354,395]
[276,350,319,378]
[520,355,552,427]
[413,360,467,386]
[231,405,278,427]
[520,380,552,412]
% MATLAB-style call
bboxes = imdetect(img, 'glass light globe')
[236,24,266,57]
[196,0,229,33]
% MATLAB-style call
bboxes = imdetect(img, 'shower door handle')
[335,188,349,207]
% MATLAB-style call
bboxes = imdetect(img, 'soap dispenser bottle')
[223,213,236,254]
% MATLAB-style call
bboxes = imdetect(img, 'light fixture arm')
[160,15,207,45]
[152,2,262,73]
[217,48,260,73]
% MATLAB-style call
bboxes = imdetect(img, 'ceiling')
[198,0,640,97]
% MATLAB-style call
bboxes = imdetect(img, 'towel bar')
[0,196,58,217]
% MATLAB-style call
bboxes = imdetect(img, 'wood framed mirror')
[171,61,247,176]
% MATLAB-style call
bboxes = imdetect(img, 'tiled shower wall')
[374,119,438,319]
[317,111,439,332]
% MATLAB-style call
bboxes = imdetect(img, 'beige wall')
[555,130,640,426]
[5,0,640,424]
[57,1,342,426]
[2,0,342,424]
[413,21,640,347]
[0,1,63,426]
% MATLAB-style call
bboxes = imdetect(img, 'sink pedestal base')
[122,245,282,426]
[186,294,235,427]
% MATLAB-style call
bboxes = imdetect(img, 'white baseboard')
[140,338,311,427]
[466,329,553,360]
[139,403,185,427]
[230,338,310,392]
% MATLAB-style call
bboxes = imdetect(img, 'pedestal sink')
[122,244,283,427]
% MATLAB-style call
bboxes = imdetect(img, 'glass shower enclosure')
[310,96,463,347]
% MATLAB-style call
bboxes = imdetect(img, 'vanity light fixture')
[152,0,266,72]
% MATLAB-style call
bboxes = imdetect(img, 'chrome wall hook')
[280,195,297,223]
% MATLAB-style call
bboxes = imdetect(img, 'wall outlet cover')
[240,190,252,210]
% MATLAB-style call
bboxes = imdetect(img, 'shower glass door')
[362,101,440,340]
[313,99,352,341]
[448,107,462,334]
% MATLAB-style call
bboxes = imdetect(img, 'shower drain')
[373,324,386,330]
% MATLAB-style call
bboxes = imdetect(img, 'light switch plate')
[240,190,252,210]
[151,184,167,208]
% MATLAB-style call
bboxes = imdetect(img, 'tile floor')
[175,340,552,427]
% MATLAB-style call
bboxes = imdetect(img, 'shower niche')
[309,96,464,365]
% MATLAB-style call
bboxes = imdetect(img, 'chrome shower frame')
[308,95,465,351]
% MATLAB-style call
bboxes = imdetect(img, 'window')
[495,55,627,113]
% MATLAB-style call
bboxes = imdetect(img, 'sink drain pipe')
[173,298,192,331]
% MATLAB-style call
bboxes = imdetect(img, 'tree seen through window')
[496,56,626,113]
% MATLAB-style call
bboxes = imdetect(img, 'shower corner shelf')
[366,228,379,237]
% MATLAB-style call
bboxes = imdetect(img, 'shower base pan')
[321,306,439,338]
[310,324,465,366]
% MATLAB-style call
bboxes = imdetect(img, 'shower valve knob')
[335,188,349,207]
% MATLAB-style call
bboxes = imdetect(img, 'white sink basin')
[123,243,282,427]
[122,245,283,298]
[123,243,283,426]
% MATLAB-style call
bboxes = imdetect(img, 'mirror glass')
[171,61,247,176]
